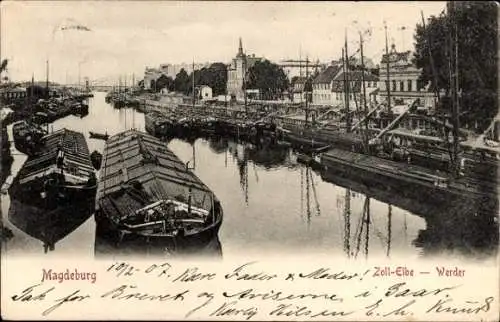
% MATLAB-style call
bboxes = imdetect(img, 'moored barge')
[9,128,97,208]
[94,129,223,255]
[321,148,497,210]
[12,120,47,156]
[145,111,176,137]
[8,129,97,250]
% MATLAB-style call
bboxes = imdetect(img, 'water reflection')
[320,169,498,259]
[94,231,223,259]
[8,199,93,253]
[2,92,497,260]
[170,135,497,259]
[167,137,425,258]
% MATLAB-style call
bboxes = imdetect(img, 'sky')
[1,1,446,85]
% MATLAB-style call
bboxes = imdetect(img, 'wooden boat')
[321,148,497,208]
[296,153,322,170]
[8,129,97,250]
[9,128,97,209]
[94,129,223,255]
[12,120,47,156]
[145,111,176,137]
[89,131,109,141]
[72,102,89,116]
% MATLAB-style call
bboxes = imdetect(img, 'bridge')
[278,59,324,69]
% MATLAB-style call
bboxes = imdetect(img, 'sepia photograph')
[0,1,498,320]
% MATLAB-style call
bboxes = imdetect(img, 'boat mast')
[192,59,195,110]
[384,22,391,113]
[78,63,81,89]
[344,30,351,132]
[243,57,248,114]
[387,205,392,258]
[299,45,302,78]
[452,2,461,177]
[343,189,351,257]
[306,166,311,227]
[31,73,34,115]
[364,197,370,259]
[124,76,127,129]
[360,32,369,153]
[46,59,49,99]
[447,1,460,176]
[342,48,349,133]
[305,55,309,126]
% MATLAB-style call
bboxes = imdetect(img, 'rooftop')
[312,65,342,84]
[381,44,412,64]
[331,70,379,92]
[18,128,94,185]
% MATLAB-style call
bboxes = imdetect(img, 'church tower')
[237,37,244,57]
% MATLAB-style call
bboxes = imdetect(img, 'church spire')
[238,37,244,56]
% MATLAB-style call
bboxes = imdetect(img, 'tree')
[155,74,174,92]
[174,68,190,94]
[247,59,289,100]
[0,59,7,73]
[138,79,144,89]
[205,63,228,96]
[186,63,228,96]
[26,85,49,99]
[413,2,497,130]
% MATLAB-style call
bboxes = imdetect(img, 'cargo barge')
[94,129,223,255]
[9,128,97,207]
[320,148,497,210]
[12,120,47,156]
[8,129,97,251]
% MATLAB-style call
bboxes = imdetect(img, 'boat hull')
[94,130,225,257]
[8,196,95,252]
[94,209,223,256]
[320,151,497,213]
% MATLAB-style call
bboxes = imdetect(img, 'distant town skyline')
[1,1,446,85]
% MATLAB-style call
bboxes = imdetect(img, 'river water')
[1,92,497,260]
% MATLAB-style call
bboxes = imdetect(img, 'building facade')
[0,87,27,100]
[291,76,307,103]
[226,38,261,101]
[143,67,161,90]
[144,63,209,90]
[331,70,379,109]
[159,63,210,79]
[311,64,342,106]
[378,44,435,109]
[198,85,213,100]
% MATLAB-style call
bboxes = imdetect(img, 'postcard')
[1,1,498,321]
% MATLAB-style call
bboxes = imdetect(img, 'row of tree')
[413,1,497,130]
[141,59,292,100]
[144,63,228,96]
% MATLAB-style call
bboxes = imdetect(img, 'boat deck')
[322,148,497,198]
[96,129,216,223]
[17,128,94,185]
